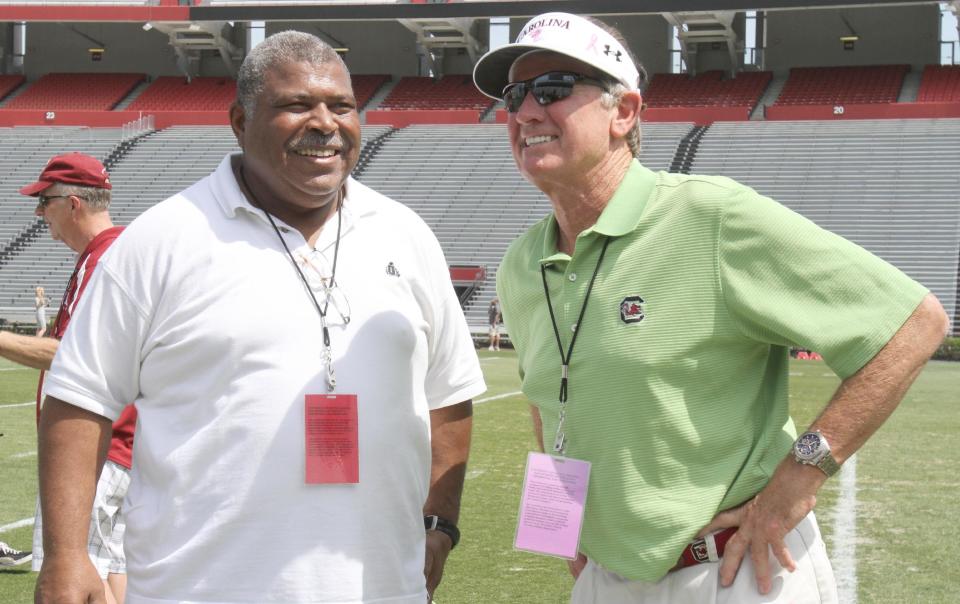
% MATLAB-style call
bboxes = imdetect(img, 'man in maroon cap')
[0,152,135,604]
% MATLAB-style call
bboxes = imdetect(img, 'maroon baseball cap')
[19,152,112,196]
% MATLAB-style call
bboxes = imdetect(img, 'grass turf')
[1,353,958,603]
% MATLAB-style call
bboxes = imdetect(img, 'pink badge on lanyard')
[515,452,591,559]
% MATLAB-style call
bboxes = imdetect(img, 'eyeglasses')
[502,72,609,113]
[37,194,70,209]
[297,251,351,326]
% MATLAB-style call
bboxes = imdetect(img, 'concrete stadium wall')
[19,21,243,80]
[765,5,940,73]
[268,21,421,77]
[0,110,229,128]
[22,23,179,79]
[686,13,749,75]
[765,102,960,120]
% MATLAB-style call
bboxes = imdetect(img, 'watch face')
[795,432,822,460]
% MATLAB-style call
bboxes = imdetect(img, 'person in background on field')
[473,12,949,603]
[34,31,484,604]
[488,297,502,351]
[0,152,135,604]
[34,286,49,337]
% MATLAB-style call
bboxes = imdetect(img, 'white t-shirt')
[45,155,486,604]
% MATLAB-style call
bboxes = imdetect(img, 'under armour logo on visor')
[604,45,623,62]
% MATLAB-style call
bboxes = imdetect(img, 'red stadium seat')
[380,75,494,112]
[643,71,772,109]
[916,65,960,102]
[3,73,144,111]
[773,65,908,106]
[127,77,237,112]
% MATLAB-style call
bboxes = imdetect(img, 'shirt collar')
[80,225,124,258]
[539,159,657,264]
[211,153,377,242]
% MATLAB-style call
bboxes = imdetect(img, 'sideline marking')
[0,517,34,534]
[0,401,33,409]
[832,454,858,604]
[10,451,36,459]
[475,391,523,404]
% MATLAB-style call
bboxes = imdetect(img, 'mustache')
[289,131,347,152]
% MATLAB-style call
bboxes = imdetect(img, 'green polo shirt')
[497,160,928,582]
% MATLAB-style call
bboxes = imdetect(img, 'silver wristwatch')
[792,430,841,477]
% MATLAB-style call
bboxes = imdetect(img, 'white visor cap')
[473,12,641,101]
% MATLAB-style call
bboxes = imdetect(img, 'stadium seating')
[0,75,26,104]
[351,74,390,111]
[774,65,908,105]
[916,65,960,102]
[127,77,237,112]
[691,118,960,328]
[644,71,772,109]
[3,73,145,111]
[0,118,957,335]
[379,75,493,112]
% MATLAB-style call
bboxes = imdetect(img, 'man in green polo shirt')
[472,12,949,603]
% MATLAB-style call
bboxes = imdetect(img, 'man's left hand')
[424,529,454,600]
[716,459,823,594]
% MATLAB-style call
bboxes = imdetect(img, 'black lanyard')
[238,165,344,390]
[540,236,611,454]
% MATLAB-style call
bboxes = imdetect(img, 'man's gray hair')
[236,30,348,118]
[585,17,646,159]
[58,184,110,211]
[600,85,642,159]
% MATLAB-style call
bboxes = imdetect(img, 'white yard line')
[0,517,34,534]
[10,450,36,459]
[832,454,858,604]
[0,401,33,409]
[475,391,523,404]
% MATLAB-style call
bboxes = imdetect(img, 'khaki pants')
[571,512,838,604]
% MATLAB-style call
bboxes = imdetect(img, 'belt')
[671,527,738,572]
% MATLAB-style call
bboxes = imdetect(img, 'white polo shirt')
[45,154,486,604]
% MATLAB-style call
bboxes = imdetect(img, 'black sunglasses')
[502,72,609,113]
[37,194,71,208]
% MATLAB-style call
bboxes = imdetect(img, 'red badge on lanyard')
[305,394,359,484]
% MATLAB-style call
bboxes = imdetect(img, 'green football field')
[1,353,957,603]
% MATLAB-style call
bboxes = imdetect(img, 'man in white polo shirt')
[473,11,948,604]
[35,31,485,604]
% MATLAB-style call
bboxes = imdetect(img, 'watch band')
[815,453,842,478]
[424,515,460,550]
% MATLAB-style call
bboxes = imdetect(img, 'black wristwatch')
[424,515,460,550]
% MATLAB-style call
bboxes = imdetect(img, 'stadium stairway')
[113,80,153,111]
[669,125,710,174]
